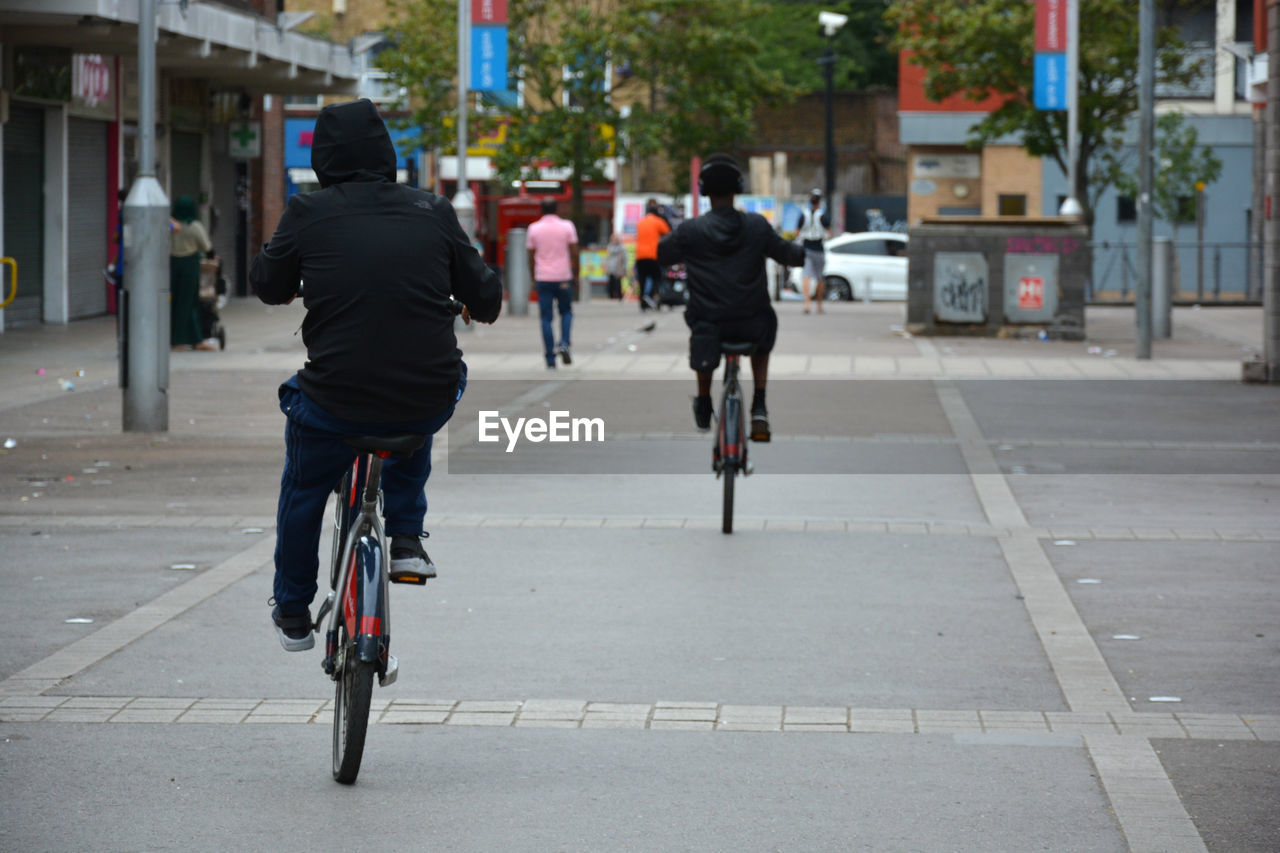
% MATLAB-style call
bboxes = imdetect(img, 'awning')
[0,0,358,95]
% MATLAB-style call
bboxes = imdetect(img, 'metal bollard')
[1151,236,1172,339]
[505,227,530,317]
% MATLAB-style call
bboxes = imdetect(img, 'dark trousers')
[537,280,573,365]
[272,370,464,614]
[635,259,661,305]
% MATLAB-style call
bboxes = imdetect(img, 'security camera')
[818,11,849,36]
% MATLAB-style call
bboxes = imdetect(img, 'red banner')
[1035,0,1066,53]
[471,0,507,24]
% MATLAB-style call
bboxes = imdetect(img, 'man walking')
[634,198,670,311]
[526,198,579,367]
[797,188,832,314]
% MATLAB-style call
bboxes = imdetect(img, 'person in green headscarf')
[170,194,213,349]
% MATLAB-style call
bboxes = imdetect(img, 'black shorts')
[685,306,778,373]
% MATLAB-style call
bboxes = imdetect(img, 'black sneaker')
[750,397,771,443]
[692,395,713,431]
[272,604,315,652]
[389,535,437,584]
[558,344,573,365]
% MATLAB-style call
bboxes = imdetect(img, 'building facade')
[898,0,1262,300]
[0,0,357,330]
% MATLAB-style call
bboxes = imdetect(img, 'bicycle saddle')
[720,341,757,355]
[345,433,426,458]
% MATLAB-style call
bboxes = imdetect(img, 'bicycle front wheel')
[332,653,375,784]
[722,461,736,534]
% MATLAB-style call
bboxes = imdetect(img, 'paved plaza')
[1,297,1277,851]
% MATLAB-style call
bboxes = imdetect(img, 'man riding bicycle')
[657,154,805,442]
[251,99,502,651]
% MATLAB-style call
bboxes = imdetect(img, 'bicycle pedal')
[389,572,430,585]
[379,654,398,687]
[313,592,334,631]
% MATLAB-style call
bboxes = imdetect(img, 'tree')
[886,0,1210,229]
[1102,112,1222,226]
[615,0,790,193]
[745,0,897,94]
[377,0,789,220]
[374,0,461,156]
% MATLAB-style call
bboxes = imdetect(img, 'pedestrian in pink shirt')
[526,198,579,368]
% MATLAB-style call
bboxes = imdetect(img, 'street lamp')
[818,11,847,205]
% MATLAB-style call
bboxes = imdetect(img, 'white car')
[820,231,908,301]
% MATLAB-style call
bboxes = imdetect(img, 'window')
[1117,196,1136,223]
[1174,195,1196,224]
[832,239,887,256]
[285,94,321,110]
[997,194,1027,216]
[885,238,907,257]
[563,60,611,110]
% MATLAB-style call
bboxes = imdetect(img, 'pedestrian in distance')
[634,198,670,311]
[169,194,214,350]
[251,98,502,652]
[658,153,805,442]
[797,188,832,314]
[605,233,628,301]
[526,197,579,368]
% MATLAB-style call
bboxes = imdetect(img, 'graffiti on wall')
[933,253,988,323]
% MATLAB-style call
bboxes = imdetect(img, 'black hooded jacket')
[251,99,501,424]
[657,206,804,321]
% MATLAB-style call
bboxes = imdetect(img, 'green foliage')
[376,0,459,154]
[377,0,789,209]
[616,0,791,192]
[1103,112,1223,224]
[886,0,1211,228]
[746,0,897,93]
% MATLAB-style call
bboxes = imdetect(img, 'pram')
[198,251,228,350]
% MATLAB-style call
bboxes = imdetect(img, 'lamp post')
[1058,0,1083,218]
[818,11,848,204]
[122,0,170,431]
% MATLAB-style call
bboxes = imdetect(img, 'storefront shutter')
[67,118,109,319]
[2,105,45,327]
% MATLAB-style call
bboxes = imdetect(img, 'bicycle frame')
[322,452,395,686]
[715,354,748,472]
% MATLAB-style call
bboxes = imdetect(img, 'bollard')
[505,227,530,316]
[1151,236,1172,339]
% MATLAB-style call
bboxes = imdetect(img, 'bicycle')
[311,432,428,784]
[713,341,757,534]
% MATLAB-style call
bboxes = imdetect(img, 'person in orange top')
[633,198,670,311]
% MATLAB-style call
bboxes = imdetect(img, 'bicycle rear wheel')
[722,461,736,534]
[332,642,375,784]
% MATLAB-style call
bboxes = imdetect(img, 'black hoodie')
[251,99,501,425]
[657,206,804,321]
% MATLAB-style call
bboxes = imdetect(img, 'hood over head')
[310,99,397,188]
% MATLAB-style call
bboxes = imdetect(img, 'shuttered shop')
[67,118,109,319]
[2,105,45,327]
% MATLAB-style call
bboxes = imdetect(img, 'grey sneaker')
[389,535,437,584]
[272,605,315,652]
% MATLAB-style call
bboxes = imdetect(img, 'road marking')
[933,379,1208,852]
[0,536,276,695]
[1,695,1275,741]
[4,513,1277,543]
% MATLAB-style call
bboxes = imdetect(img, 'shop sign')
[71,54,115,119]
[912,154,980,180]
[229,122,262,159]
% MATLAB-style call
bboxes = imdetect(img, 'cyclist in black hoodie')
[658,154,804,443]
[252,99,501,651]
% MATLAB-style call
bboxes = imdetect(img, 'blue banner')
[471,25,507,92]
[1034,52,1066,110]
